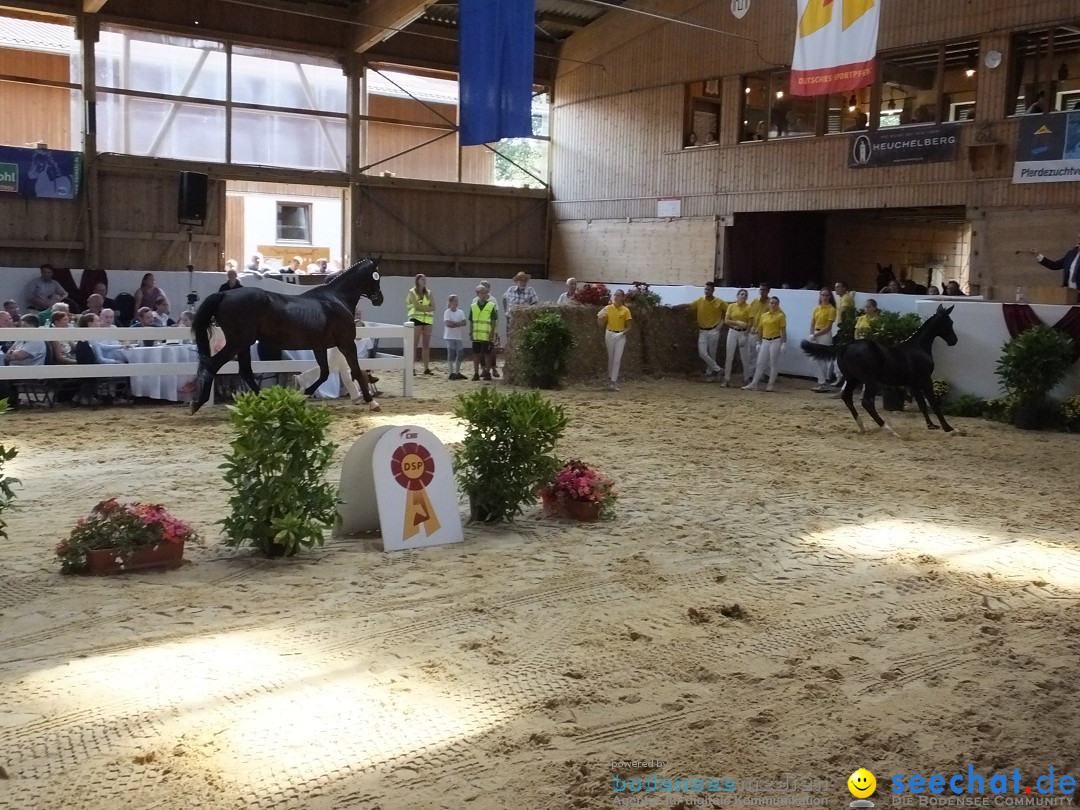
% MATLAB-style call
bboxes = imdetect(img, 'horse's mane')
[322,257,373,290]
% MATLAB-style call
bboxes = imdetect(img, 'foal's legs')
[840,378,865,432]
[302,349,331,397]
[236,347,261,394]
[860,382,900,437]
[911,386,940,430]
[916,379,954,433]
[191,340,239,414]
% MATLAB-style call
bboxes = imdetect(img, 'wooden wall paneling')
[981,207,1080,298]
[550,218,716,285]
[224,193,244,267]
[96,168,223,271]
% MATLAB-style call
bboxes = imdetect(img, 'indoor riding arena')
[2,2,1080,809]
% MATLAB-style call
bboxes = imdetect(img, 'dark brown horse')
[190,258,384,414]
[801,304,958,436]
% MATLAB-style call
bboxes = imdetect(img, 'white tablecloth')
[282,349,341,399]
[122,343,198,402]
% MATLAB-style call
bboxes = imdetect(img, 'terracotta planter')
[85,539,185,575]
[538,488,559,516]
[559,499,601,522]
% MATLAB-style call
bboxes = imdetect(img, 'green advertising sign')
[0,162,17,193]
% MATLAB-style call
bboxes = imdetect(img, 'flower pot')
[1013,402,1047,431]
[85,539,185,575]
[559,499,601,522]
[881,386,906,412]
[538,488,559,516]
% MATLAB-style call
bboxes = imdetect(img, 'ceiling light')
[775,90,784,99]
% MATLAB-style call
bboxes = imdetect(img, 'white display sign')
[336,425,463,551]
[657,197,682,218]
[731,0,751,19]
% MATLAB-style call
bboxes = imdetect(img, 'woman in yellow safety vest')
[406,273,435,375]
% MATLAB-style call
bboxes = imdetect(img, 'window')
[877,40,978,128]
[684,80,722,147]
[740,70,818,142]
[0,9,82,151]
[1009,25,1080,115]
[276,203,311,243]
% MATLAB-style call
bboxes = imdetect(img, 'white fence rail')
[0,322,415,400]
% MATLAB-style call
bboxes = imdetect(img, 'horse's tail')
[800,339,839,361]
[193,292,226,359]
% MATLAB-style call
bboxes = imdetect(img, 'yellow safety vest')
[471,301,496,341]
[407,289,433,325]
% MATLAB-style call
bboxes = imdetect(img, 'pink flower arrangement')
[55,498,200,573]
[542,459,618,518]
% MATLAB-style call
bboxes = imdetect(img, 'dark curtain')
[1001,303,1080,363]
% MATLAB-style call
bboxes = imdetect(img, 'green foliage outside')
[219,387,339,557]
[0,399,19,541]
[518,312,576,389]
[453,387,568,523]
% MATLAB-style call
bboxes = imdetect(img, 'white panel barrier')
[0,323,414,401]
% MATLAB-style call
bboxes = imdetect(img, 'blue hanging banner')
[458,0,534,147]
[0,145,82,199]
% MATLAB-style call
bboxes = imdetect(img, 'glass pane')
[0,81,81,151]
[826,92,863,133]
[232,109,345,171]
[532,91,550,137]
[943,42,979,121]
[769,71,817,139]
[97,27,226,100]
[97,92,225,161]
[881,47,940,127]
[1052,28,1080,113]
[741,74,768,141]
[361,124,458,181]
[480,138,547,187]
[1009,31,1051,115]
[232,47,345,113]
[277,204,311,243]
[367,68,459,126]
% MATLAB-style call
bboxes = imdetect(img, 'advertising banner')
[1013,112,1080,184]
[0,145,81,199]
[848,124,959,168]
[791,0,879,96]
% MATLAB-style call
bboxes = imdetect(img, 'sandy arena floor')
[1,371,1079,810]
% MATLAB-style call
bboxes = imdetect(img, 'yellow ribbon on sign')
[394,448,441,541]
[403,486,440,541]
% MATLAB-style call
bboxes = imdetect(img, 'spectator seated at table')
[131,306,162,346]
[132,273,167,313]
[48,310,77,365]
[39,301,70,326]
[23,263,69,312]
[91,281,117,313]
[152,297,175,327]
[3,314,47,366]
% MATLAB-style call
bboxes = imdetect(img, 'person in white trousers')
[688,281,727,379]
[808,287,837,393]
[746,283,771,380]
[722,288,753,386]
[597,289,632,391]
[742,296,787,392]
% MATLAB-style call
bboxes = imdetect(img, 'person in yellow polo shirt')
[746,282,771,380]
[808,287,837,393]
[722,288,753,386]
[854,298,879,340]
[597,288,632,391]
[743,296,787,392]
[689,281,727,379]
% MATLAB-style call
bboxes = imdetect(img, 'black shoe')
[491,368,500,378]
[472,373,480,381]
[423,368,434,375]
[481,372,492,381]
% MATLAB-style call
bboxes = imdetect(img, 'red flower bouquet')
[55,498,200,574]
[541,459,617,519]
[572,283,611,307]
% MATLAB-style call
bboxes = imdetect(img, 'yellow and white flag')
[791,0,879,96]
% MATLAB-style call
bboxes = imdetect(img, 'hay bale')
[503,303,710,386]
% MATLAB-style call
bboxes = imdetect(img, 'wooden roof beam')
[352,0,439,54]
[83,0,108,11]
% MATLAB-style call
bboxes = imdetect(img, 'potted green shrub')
[0,399,19,541]
[864,310,922,411]
[219,387,340,556]
[518,311,576,389]
[995,325,1074,430]
[452,387,568,522]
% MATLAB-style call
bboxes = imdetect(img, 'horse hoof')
[369,400,381,412]
[928,424,941,430]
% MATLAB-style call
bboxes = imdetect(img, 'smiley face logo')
[848,768,876,798]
